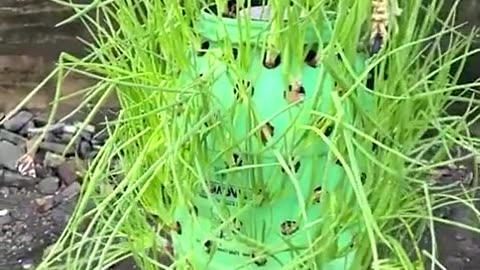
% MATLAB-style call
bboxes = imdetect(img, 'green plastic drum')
[171,6,374,269]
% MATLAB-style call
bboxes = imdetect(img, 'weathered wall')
[0,0,97,115]
[0,0,89,58]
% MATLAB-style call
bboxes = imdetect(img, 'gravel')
[0,109,114,269]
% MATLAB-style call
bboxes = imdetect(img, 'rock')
[0,140,24,170]
[78,140,92,159]
[34,195,56,213]
[34,164,50,179]
[2,110,34,132]
[38,141,75,156]
[0,187,9,197]
[64,124,94,141]
[455,233,466,241]
[43,152,65,168]
[19,121,34,137]
[0,169,38,188]
[62,125,77,134]
[28,123,65,135]
[56,160,79,185]
[61,182,81,201]
[21,260,34,269]
[0,209,12,226]
[51,206,71,226]
[74,122,95,134]
[37,177,60,195]
[79,130,92,141]
[59,131,74,143]
[59,133,82,149]
[44,132,62,143]
[0,129,27,145]
[32,113,49,127]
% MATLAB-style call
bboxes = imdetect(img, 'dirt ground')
[0,56,131,270]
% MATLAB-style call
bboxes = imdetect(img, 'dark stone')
[34,164,49,179]
[43,152,65,168]
[2,110,33,132]
[60,182,81,201]
[78,140,92,159]
[58,133,82,149]
[0,129,27,145]
[56,160,79,185]
[0,140,24,170]
[79,130,92,141]
[32,113,48,127]
[0,169,38,188]
[59,131,74,143]
[44,132,62,143]
[18,121,34,137]
[38,141,75,156]
[37,176,59,195]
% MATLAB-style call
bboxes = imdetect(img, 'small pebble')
[455,233,466,241]
[3,110,34,132]
[61,182,81,201]
[22,262,34,269]
[0,209,12,226]
[0,186,9,197]
[35,196,56,213]
[37,177,60,195]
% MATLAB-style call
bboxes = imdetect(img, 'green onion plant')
[29,0,480,269]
